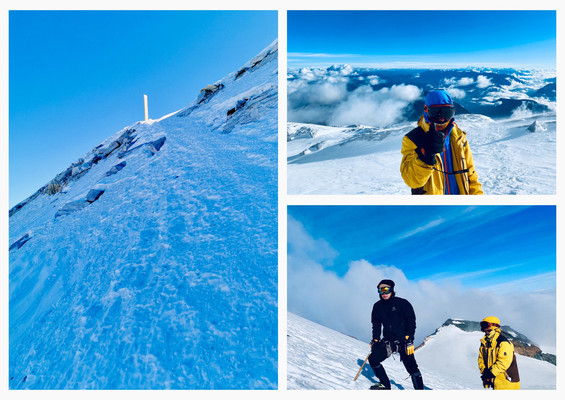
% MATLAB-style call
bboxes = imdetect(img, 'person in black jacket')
[368,279,424,390]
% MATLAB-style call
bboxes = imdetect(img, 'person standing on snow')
[478,316,520,390]
[368,279,424,390]
[400,89,483,195]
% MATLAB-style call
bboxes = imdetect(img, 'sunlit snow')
[287,313,556,390]
[9,40,278,389]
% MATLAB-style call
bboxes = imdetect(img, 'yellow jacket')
[400,116,483,195]
[478,330,521,390]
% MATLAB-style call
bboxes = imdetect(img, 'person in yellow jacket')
[400,90,483,195]
[478,316,520,390]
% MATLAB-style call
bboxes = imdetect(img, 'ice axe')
[353,352,371,381]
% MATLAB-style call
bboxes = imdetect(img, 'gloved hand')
[404,336,414,356]
[481,369,495,388]
[370,339,379,352]
[418,123,446,165]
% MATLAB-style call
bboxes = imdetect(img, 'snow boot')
[411,371,424,390]
[371,364,391,389]
[370,382,390,390]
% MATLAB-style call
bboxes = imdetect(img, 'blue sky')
[288,205,556,292]
[287,205,556,347]
[288,10,556,68]
[9,10,277,208]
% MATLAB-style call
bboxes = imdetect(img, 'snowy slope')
[287,112,555,195]
[9,40,278,389]
[287,313,556,390]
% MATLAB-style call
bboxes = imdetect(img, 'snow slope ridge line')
[10,38,278,389]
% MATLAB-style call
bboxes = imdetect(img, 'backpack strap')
[406,126,428,195]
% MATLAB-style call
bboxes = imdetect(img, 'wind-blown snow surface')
[287,66,556,195]
[287,313,555,390]
[9,40,278,389]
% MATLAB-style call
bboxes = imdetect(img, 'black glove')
[417,123,446,165]
[481,369,495,388]
[370,339,379,352]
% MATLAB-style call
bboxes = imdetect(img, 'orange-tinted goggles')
[378,286,392,295]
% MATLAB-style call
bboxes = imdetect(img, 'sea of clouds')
[288,65,555,126]
[288,66,421,127]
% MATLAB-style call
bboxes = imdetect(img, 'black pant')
[368,340,423,389]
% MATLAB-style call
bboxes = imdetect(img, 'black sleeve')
[371,303,382,341]
[402,299,416,341]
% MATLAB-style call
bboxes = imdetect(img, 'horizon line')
[288,62,557,71]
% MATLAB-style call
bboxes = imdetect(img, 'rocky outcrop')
[55,188,105,218]
[527,120,546,132]
[9,233,32,251]
[105,161,127,177]
[9,128,137,217]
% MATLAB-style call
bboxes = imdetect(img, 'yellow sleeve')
[400,135,434,189]
[490,341,514,377]
[478,345,486,373]
[462,137,483,195]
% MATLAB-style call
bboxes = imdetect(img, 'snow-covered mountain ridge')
[9,40,278,389]
[287,313,555,390]
[418,318,556,365]
[287,111,555,195]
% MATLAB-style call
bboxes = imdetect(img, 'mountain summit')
[9,40,278,389]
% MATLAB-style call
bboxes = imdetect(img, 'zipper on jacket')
[441,148,451,194]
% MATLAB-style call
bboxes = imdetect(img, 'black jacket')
[371,295,416,342]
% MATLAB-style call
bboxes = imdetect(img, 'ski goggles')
[425,105,455,123]
[378,286,392,295]
[480,321,500,332]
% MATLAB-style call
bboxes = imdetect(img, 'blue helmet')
[425,90,454,106]
[424,90,455,124]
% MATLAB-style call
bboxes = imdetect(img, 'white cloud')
[446,88,466,99]
[328,64,354,76]
[397,217,445,239]
[458,77,475,86]
[329,84,421,127]
[287,66,420,127]
[476,75,493,88]
[287,216,339,267]
[443,77,474,87]
[510,102,534,119]
[443,77,457,86]
[367,75,382,85]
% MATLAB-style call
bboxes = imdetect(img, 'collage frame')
[3,0,564,397]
